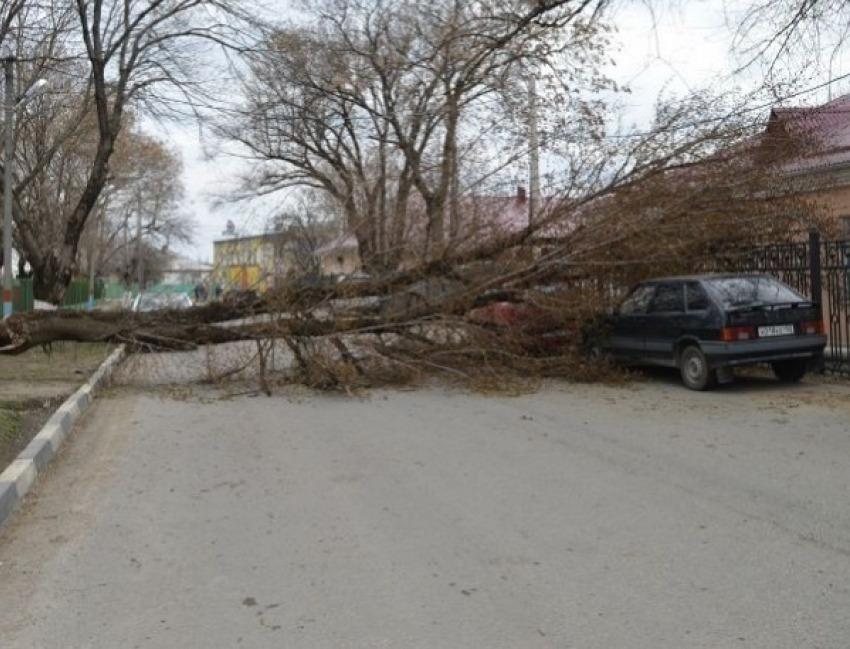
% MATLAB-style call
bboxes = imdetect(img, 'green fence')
[61,279,89,308]
[9,278,196,313]
[12,278,33,312]
[11,277,130,312]
[102,281,126,300]
[143,282,194,297]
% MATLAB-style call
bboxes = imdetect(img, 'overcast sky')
[154,0,847,263]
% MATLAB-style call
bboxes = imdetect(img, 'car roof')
[638,273,772,284]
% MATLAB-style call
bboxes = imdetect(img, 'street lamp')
[135,188,143,290]
[3,56,47,318]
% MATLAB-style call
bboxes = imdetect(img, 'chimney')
[517,186,527,203]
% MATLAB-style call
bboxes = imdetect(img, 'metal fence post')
[809,227,822,302]
[809,227,826,374]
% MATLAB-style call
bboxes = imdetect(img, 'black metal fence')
[712,229,850,376]
[820,236,850,375]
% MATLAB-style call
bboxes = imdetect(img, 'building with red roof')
[765,94,850,237]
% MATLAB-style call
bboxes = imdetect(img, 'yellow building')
[213,234,284,292]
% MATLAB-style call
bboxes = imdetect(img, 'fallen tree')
[2,86,831,392]
[0,205,824,394]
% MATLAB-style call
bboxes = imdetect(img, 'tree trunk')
[33,249,76,304]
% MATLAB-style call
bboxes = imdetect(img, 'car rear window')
[704,276,805,307]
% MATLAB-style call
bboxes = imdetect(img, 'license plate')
[758,324,795,337]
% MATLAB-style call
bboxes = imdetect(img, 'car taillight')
[801,319,825,335]
[720,325,756,342]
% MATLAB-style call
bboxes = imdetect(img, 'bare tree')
[221,25,418,273]
[75,130,193,290]
[264,190,341,277]
[2,0,262,302]
[732,0,850,82]
[219,0,613,271]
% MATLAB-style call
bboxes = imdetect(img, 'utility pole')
[528,73,541,227]
[135,190,143,290]
[3,55,14,318]
[3,59,46,316]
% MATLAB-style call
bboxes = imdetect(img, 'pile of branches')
[1,130,826,393]
[0,275,610,392]
[0,217,815,395]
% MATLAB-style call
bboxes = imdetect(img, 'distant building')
[314,187,567,275]
[213,233,291,291]
[160,255,214,286]
[765,93,850,237]
[315,234,361,277]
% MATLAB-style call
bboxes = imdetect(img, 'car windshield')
[705,276,805,307]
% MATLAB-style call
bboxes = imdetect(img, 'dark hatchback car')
[588,274,827,390]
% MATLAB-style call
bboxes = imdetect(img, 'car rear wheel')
[679,345,717,391]
[771,359,808,382]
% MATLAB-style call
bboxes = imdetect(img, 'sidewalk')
[0,345,125,530]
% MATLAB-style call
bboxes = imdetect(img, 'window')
[705,276,805,306]
[686,282,710,311]
[619,284,655,315]
[649,283,684,313]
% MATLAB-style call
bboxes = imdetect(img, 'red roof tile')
[769,93,850,172]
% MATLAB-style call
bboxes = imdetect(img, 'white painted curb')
[0,345,126,531]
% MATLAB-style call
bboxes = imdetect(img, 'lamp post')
[3,56,14,318]
[3,55,46,318]
[135,189,143,290]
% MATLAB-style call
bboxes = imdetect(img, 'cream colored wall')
[795,170,850,237]
[319,248,360,276]
[818,185,850,215]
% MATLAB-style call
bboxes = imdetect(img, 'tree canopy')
[1,0,263,301]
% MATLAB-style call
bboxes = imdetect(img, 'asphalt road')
[1,371,849,648]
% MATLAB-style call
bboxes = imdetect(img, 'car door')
[643,281,686,366]
[683,281,716,340]
[609,283,656,361]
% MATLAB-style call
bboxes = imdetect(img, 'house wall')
[813,183,850,345]
[213,236,283,291]
[223,265,262,290]
[783,175,850,347]
[318,248,360,276]
[809,185,850,237]
[791,165,850,238]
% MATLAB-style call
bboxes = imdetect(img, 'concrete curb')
[0,345,126,531]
